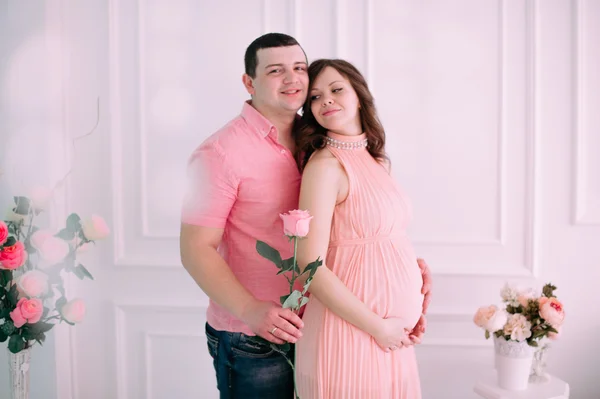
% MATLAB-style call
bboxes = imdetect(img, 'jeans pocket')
[205,327,219,359]
[231,335,275,359]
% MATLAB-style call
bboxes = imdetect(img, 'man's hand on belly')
[409,258,432,344]
[417,258,432,314]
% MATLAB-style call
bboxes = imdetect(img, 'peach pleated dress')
[295,132,424,399]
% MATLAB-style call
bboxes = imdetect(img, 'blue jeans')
[205,322,294,398]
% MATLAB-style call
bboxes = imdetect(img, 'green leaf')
[13,197,31,216]
[35,332,46,346]
[79,264,94,280]
[66,213,81,233]
[55,297,67,312]
[55,228,75,241]
[27,321,54,335]
[300,296,309,308]
[8,334,25,353]
[256,241,282,268]
[3,236,16,248]
[56,284,66,298]
[281,257,295,272]
[542,283,557,298]
[529,340,539,347]
[0,269,12,286]
[0,330,7,342]
[7,284,18,306]
[303,257,323,280]
[547,326,558,334]
[282,290,302,310]
[302,277,313,295]
[485,330,490,339]
[280,294,290,306]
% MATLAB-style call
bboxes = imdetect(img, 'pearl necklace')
[324,136,368,150]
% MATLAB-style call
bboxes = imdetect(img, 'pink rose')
[30,229,54,251]
[37,236,70,265]
[61,298,86,323]
[17,270,49,298]
[81,215,110,241]
[10,298,44,328]
[280,209,313,238]
[31,230,70,266]
[0,221,8,246]
[539,297,565,328]
[0,241,27,270]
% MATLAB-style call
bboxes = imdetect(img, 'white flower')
[486,309,508,332]
[5,206,25,222]
[16,270,49,298]
[473,305,508,333]
[503,314,532,342]
[500,282,521,307]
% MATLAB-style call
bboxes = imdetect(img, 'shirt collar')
[240,101,274,139]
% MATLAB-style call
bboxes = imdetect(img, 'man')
[180,33,432,398]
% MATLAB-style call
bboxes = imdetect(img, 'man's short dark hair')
[244,33,305,78]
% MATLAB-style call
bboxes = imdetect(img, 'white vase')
[8,347,31,399]
[493,336,535,391]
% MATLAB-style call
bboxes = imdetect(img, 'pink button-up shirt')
[181,102,301,335]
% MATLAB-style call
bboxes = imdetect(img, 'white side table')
[474,371,570,399]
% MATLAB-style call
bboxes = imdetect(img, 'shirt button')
[280,149,286,154]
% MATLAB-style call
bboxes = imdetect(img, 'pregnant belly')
[328,243,425,331]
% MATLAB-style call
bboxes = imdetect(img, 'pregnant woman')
[294,59,425,398]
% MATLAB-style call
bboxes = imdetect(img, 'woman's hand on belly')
[370,317,414,352]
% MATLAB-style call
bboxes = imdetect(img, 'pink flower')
[473,305,508,332]
[0,221,8,246]
[61,298,86,323]
[81,215,110,241]
[280,210,313,238]
[16,270,49,298]
[30,229,54,251]
[38,236,70,265]
[538,297,565,328]
[0,241,27,270]
[10,298,44,328]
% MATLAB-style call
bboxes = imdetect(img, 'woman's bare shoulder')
[304,148,343,178]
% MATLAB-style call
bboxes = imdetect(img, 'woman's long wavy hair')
[295,59,387,171]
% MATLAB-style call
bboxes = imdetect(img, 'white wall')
[0,1,66,398]
[1,1,598,398]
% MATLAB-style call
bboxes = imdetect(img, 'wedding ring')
[270,327,279,335]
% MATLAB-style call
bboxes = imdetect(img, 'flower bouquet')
[0,194,109,398]
[473,282,565,390]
